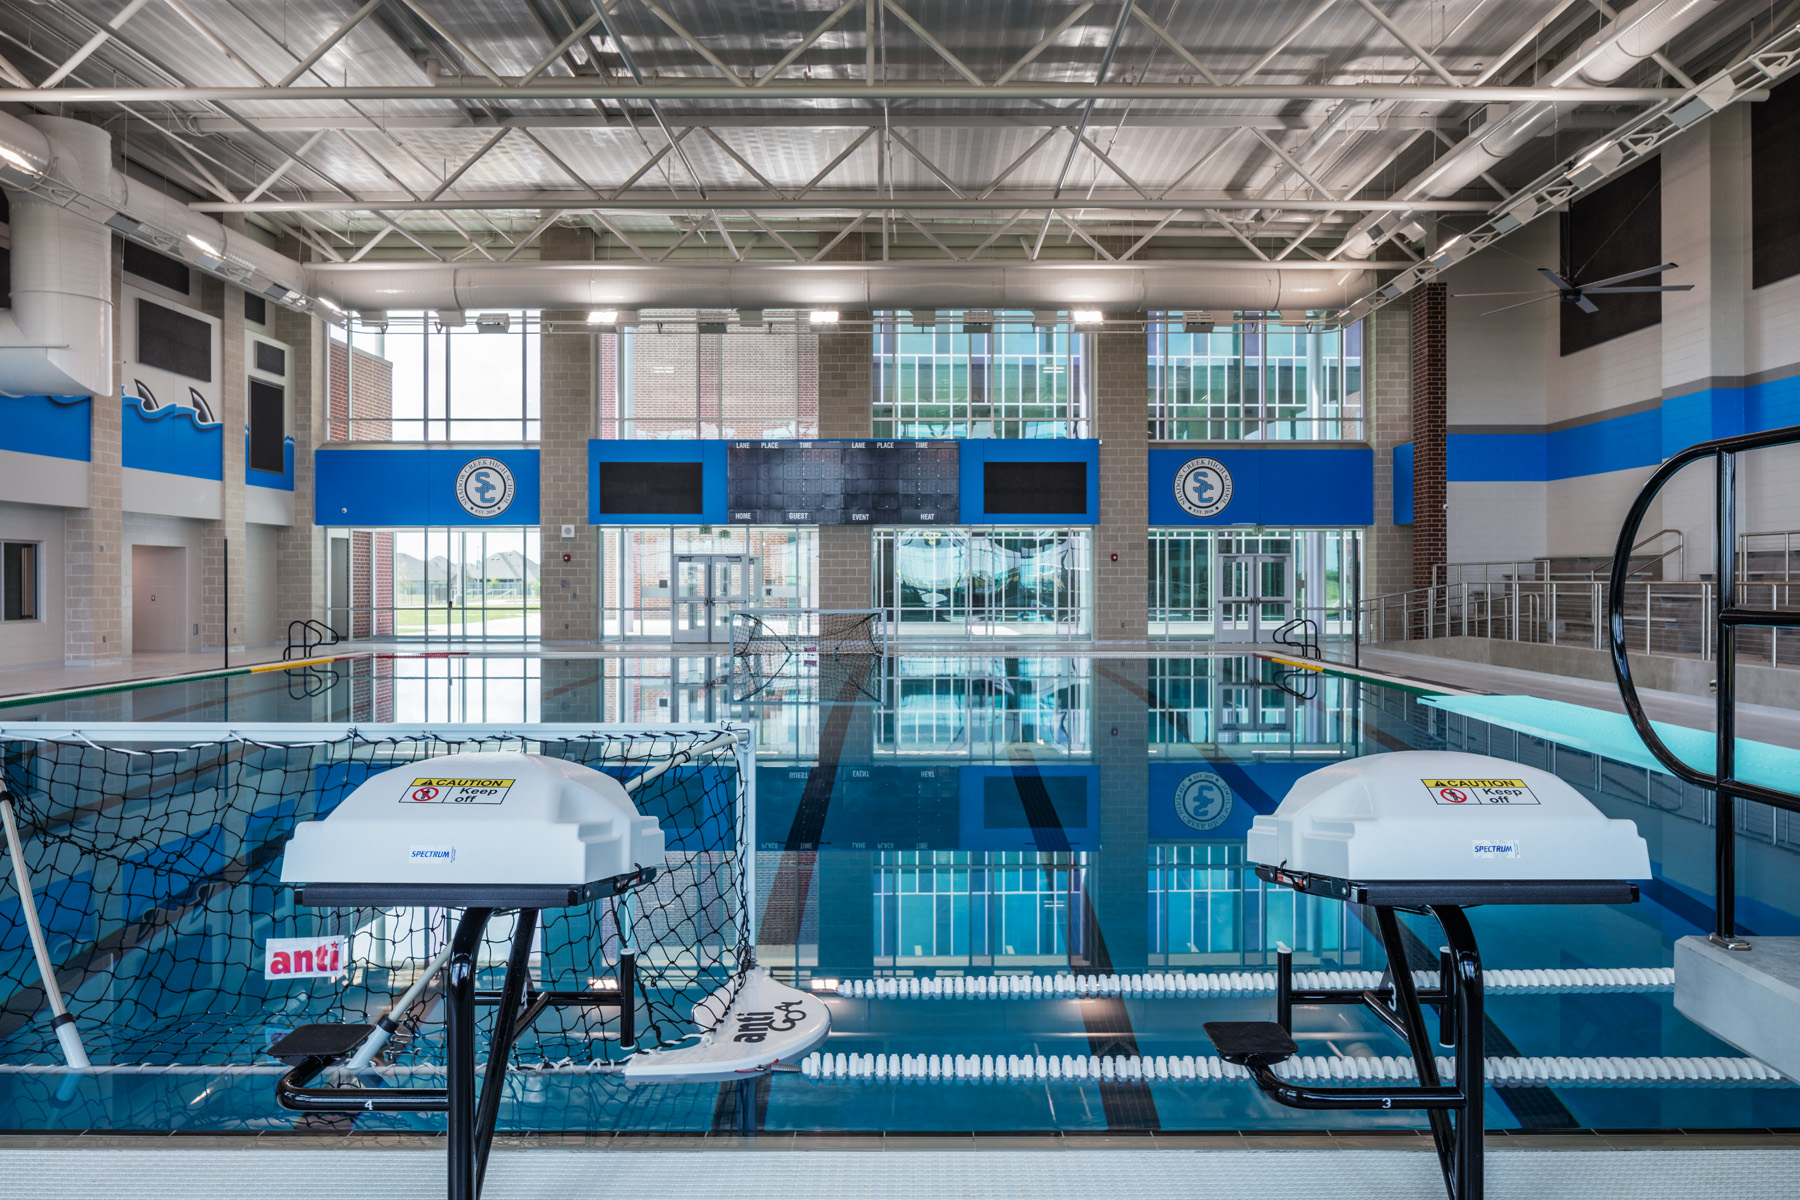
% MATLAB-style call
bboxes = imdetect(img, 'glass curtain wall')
[873,528,1091,637]
[1150,844,1358,967]
[1149,528,1360,640]
[604,313,819,440]
[330,312,541,442]
[873,312,1090,439]
[874,850,1085,967]
[326,527,542,641]
[876,656,1092,756]
[1147,316,1362,441]
[599,525,817,639]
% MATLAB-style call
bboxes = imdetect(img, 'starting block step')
[268,1023,376,1066]
[1674,935,1800,1083]
[1203,1021,1298,1067]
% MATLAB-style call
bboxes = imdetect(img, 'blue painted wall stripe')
[1449,374,1800,484]
[0,395,91,462]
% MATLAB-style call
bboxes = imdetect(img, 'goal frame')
[0,720,757,1069]
[728,607,889,705]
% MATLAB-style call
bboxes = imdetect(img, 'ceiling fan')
[1454,262,1693,316]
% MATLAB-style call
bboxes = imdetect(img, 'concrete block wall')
[1366,300,1414,603]
[273,304,326,627]
[539,222,599,643]
[62,239,127,664]
[817,312,874,612]
[1095,317,1148,641]
[199,275,248,655]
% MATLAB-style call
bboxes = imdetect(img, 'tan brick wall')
[274,305,327,629]
[1367,301,1415,605]
[541,217,600,642]
[817,312,873,611]
[1095,317,1148,641]
[64,238,126,663]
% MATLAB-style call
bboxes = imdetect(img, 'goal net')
[0,723,752,1072]
[730,608,887,705]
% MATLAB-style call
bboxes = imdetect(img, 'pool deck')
[1,1134,1796,1199]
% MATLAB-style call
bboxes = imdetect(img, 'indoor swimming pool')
[0,653,1795,1135]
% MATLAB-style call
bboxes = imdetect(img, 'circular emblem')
[1175,457,1233,518]
[456,457,515,519]
[1174,770,1234,833]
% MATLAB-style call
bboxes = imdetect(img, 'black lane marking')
[1006,752,1160,1131]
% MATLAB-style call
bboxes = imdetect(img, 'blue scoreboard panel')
[726,439,959,524]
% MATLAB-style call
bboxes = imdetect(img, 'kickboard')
[623,967,831,1084]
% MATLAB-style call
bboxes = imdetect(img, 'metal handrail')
[1607,423,1800,948]
[1434,528,1684,588]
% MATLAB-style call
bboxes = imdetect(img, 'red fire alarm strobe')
[562,553,572,563]
[1110,552,1118,563]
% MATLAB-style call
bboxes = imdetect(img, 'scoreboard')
[726,439,959,525]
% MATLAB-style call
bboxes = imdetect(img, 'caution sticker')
[402,777,515,805]
[1422,778,1540,806]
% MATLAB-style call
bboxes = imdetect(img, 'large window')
[1148,317,1361,441]
[1150,844,1356,967]
[1149,528,1360,640]
[2,541,38,621]
[331,312,540,441]
[874,527,1091,637]
[874,312,1090,439]
[874,850,1084,966]
[604,314,818,440]
[327,526,542,641]
[599,525,817,639]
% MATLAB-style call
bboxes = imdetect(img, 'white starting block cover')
[1246,751,1650,881]
[624,967,831,1084]
[280,751,665,889]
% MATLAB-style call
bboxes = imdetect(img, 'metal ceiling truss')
[0,0,1770,311]
[1337,19,1800,327]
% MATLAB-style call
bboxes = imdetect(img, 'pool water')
[1,652,1796,1134]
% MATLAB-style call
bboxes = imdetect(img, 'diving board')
[1419,694,1800,796]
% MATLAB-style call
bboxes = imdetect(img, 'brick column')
[1366,300,1415,607]
[64,238,125,663]
[817,311,873,611]
[1410,283,1447,590]
[273,304,327,629]
[200,274,247,655]
[1095,315,1149,641]
[540,223,599,643]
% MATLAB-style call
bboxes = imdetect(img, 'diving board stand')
[1218,751,1649,1200]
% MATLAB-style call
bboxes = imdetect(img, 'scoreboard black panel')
[726,439,959,524]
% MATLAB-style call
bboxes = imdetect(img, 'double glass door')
[673,554,752,643]
[1216,553,1292,642]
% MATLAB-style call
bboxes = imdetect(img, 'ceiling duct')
[0,110,316,397]
[0,116,116,397]
[1335,0,1723,261]
[305,262,1381,314]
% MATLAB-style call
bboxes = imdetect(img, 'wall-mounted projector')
[280,751,664,908]
[1247,750,1650,897]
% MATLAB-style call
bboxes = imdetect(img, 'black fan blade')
[1480,294,1559,317]
[1581,262,1678,290]
[1538,267,1578,292]
[1575,294,1600,314]
[1584,284,1694,293]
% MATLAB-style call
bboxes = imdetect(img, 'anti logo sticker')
[264,934,347,980]
[1423,778,1540,806]
[403,777,515,805]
